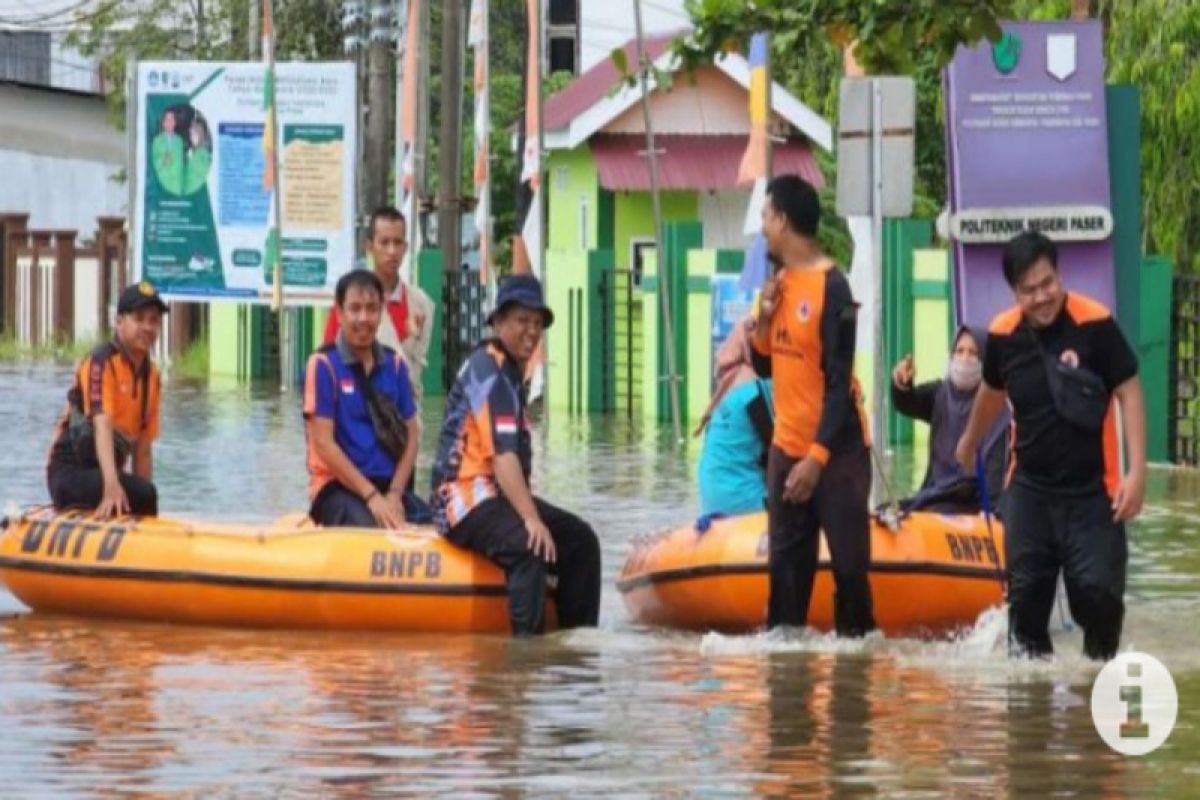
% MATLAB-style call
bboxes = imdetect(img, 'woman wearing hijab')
[696,317,775,516]
[891,325,1010,514]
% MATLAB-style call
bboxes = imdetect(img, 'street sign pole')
[870,78,887,506]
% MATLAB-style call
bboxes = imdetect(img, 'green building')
[540,34,832,421]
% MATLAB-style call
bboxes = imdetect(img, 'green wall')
[613,191,698,272]
[547,147,601,253]
[882,219,935,446]
[907,249,955,470]
[545,248,614,414]
[1140,256,1172,463]
[209,304,274,381]
[415,249,445,397]
[1108,84,1142,348]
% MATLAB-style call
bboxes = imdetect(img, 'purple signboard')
[945,21,1113,327]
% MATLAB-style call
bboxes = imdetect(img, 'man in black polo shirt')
[956,231,1146,661]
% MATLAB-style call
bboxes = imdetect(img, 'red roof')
[544,32,681,132]
[590,134,824,192]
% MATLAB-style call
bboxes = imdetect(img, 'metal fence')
[1170,274,1200,465]
[441,268,486,391]
[597,266,641,417]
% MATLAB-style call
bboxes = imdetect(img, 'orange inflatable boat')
[0,507,550,633]
[618,511,1006,637]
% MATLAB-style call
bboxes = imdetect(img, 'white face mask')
[949,356,982,391]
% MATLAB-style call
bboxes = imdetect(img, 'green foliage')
[0,333,92,363]
[675,0,1011,76]
[171,338,210,380]
[676,1,1014,217]
[1096,0,1200,272]
[681,0,1200,274]
[67,0,341,132]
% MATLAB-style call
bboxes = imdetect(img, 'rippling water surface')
[1,363,1196,796]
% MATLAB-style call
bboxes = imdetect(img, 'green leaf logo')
[992,31,1022,75]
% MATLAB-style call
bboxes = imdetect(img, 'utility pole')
[415,0,431,246]
[632,0,683,444]
[248,0,259,58]
[438,0,465,274]
[342,1,368,242]
[365,0,394,215]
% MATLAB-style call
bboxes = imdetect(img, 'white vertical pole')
[870,78,886,505]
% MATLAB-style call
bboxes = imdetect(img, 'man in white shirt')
[323,206,436,404]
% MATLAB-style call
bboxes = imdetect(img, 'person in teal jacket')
[696,318,774,517]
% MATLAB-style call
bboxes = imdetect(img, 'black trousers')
[446,496,602,635]
[1004,481,1127,660]
[310,478,434,527]
[47,461,158,516]
[766,445,875,636]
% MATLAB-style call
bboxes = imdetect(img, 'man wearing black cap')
[431,274,602,635]
[46,281,169,518]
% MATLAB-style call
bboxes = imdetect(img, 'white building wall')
[698,190,750,251]
[0,83,126,233]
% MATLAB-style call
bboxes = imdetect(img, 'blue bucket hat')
[486,273,554,328]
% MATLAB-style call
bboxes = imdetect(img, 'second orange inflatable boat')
[617,511,1006,637]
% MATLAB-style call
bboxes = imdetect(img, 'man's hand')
[892,354,915,389]
[524,516,556,563]
[783,457,823,504]
[955,435,977,475]
[95,478,130,519]
[1111,469,1146,522]
[368,491,405,529]
[758,276,780,325]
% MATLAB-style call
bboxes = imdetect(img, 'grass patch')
[0,333,93,363]
[171,338,209,380]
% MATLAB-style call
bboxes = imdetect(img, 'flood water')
[1,362,1197,796]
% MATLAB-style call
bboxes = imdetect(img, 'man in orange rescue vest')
[750,175,875,637]
[46,281,167,518]
[956,231,1146,661]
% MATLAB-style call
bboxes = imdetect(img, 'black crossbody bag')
[350,362,410,462]
[1027,326,1109,432]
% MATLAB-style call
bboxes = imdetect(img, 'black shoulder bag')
[350,360,410,462]
[1028,327,1109,432]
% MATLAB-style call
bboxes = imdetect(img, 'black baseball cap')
[117,281,169,315]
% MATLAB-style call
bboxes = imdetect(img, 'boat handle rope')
[975,451,1008,596]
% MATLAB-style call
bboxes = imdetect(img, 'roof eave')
[544,47,834,155]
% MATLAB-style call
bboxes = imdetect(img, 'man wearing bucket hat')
[431,274,601,635]
[46,281,169,518]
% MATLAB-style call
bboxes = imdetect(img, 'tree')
[1098,0,1200,272]
[680,0,1200,273]
[67,0,341,130]
[674,0,1013,76]
[674,1,1014,218]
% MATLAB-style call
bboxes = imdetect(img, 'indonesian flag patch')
[340,378,355,394]
[495,415,518,435]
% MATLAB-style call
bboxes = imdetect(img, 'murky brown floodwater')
[2,363,1197,796]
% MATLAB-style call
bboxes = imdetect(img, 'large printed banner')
[710,274,755,390]
[945,21,1113,326]
[133,62,356,303]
